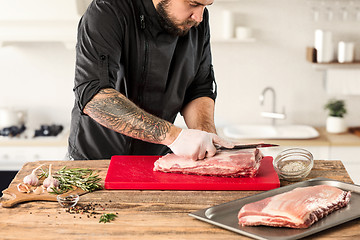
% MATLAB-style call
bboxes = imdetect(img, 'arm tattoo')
[84,88,171,143]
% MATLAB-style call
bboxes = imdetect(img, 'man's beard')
[156,0,199,36]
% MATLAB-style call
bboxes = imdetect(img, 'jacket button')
[100,55,106,60]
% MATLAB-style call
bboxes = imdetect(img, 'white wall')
[209,0,360,127]
[0,0,359,130]
[0,43,75,129]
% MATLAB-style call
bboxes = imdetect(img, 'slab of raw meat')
[153,148,263,177]
[238,185,351,228]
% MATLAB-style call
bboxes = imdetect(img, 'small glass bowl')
[57,194,79,208]
[273,148,314,181]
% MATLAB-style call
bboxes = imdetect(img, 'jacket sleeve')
[73,1,124,111]
[183,8,217,108]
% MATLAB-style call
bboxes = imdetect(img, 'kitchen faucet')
[259,87,286,125]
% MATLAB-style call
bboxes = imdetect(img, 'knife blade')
[218,143,279,150]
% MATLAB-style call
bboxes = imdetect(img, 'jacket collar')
[140,0,165,34]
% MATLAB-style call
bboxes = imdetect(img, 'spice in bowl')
[273,148,314,181]
[281,160,307,172]
[57,194,79,208]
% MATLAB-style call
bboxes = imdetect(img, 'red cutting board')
[104,155,280,191]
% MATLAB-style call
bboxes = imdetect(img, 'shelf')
[0,20,79,48]
[310,62,360,70]
[0,0,92,48]
[214,0,241,2]
[211,38,256,43]
[306,47,360,70]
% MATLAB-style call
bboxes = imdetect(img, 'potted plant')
[324,99,347,133]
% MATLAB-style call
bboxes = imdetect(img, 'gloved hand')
[167,129,234,160]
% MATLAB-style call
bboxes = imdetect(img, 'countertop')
[0,159,358,240]
[218,127,360,147]
[0,128,69,147]
[1,127,360,147]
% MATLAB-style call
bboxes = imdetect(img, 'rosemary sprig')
[41,166,102,194]
[99,213,117,223]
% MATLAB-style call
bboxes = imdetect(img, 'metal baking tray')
[189,178,360,240]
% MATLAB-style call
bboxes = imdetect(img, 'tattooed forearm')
[84,88,173,143]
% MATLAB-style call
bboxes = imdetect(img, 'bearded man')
[68,0,234,160]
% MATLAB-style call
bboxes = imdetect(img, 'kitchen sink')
[223,124,319,140]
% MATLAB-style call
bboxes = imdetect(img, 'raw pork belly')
[238,185,351,228]
[153,148,263,177]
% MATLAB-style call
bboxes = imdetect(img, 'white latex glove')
[167,129,234,160]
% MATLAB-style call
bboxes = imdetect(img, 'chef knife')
[218,143,279,150]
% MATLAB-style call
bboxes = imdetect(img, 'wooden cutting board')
[105,156,280,191]
[1,186,87,208]
[1,160,108,208]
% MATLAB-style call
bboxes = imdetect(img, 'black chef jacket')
[68,0,217,160]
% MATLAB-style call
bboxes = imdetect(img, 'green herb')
[49,186,65,195]
[324,99,347,117]
[38,167,47,179]
[41,166,102,194]
[99,213,117,223]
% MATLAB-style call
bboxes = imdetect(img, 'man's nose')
[190,6,205,23]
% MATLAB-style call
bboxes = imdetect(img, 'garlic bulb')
[23,164,44,186]
[43,164,60,188]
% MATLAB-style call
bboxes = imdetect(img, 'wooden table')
[0,160,358,240]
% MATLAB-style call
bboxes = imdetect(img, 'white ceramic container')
[0,108,26,129]
[326,116,347,134]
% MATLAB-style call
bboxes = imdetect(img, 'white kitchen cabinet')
[329,146,360,163]
[261,145,330,161]
[329,146,360,184]
[0,146,68,171]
